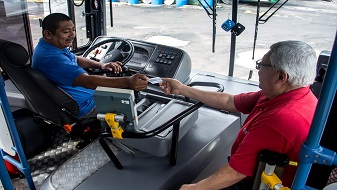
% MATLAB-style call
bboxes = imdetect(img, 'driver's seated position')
[32,13,149,118]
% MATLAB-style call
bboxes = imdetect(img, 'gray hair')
[269,40,317,87]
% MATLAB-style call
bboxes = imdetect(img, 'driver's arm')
[73,73,149,91]
[76,56,122,73]
[76,56,103,68]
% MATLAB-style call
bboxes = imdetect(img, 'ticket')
[148,77,163,84]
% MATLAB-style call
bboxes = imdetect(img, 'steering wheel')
[82,37,135,66]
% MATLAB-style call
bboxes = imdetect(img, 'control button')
[104,54,112,59]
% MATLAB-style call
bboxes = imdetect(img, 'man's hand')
[127,73,149,91]
[101,61,123,73]
[159,78,184,95]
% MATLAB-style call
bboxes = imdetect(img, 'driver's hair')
[269,40,317,87]
[42,13,72,36]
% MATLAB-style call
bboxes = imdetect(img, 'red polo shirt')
[230,87,317,187]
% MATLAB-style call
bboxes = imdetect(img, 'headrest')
[0,40,29,67]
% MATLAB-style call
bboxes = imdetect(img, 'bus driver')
[160,40,318,189]
[32,13,149,118]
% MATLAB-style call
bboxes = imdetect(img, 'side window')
[0,0,31,52]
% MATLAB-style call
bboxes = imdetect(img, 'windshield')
[0,0,336,81]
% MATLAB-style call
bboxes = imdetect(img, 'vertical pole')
[212,0,216,53]
[110,0,113,27]
[170,123,180,166]
[252,0,260,60]
[0,75,35,189]
[228,0,238,76]
[101,0,107,36]
[292,31,337,189]
[67,0,77,50]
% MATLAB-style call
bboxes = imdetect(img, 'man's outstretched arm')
[180,164,247,190]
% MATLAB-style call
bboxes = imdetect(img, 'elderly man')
[159,40,318,189]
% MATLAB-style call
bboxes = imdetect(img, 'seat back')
[0,39,79,125]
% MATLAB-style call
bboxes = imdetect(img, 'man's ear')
[43,30,52,39]
[278,70,288,82]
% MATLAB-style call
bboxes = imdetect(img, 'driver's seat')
[0,39,99,148]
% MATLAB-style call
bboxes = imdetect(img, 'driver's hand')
[128,74,149,91]
[101,61,123,73]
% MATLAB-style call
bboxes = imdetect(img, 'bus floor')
[0,127,80,190]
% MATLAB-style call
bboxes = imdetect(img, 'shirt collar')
[39,38,70,54]
[258,86,311,107]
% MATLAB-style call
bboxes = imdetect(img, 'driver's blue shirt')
[32,38,95,118]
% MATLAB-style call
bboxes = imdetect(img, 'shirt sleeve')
[234,91,262,114]
[37,52,86,87]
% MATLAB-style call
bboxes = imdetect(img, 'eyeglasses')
[255,59,273,70]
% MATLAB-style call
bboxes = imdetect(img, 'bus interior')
[0,0,337,189]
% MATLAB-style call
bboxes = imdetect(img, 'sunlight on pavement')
[235,49,269,69]
[145,35,190,47]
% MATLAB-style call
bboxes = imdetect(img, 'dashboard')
[83,36,192,83]
[125,41,154,71]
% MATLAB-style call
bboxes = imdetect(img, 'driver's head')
[42,13,76,49]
